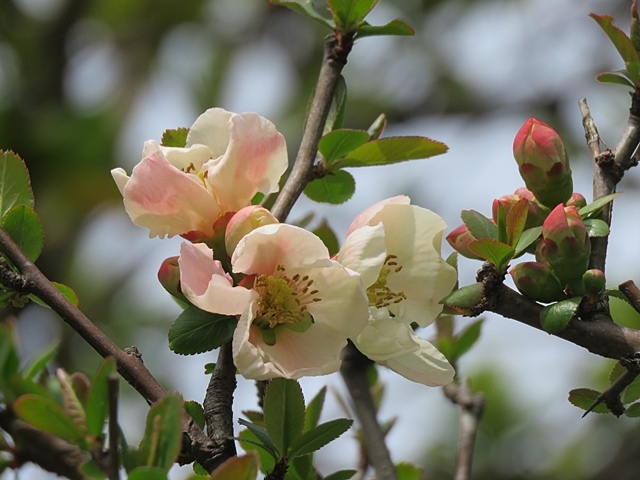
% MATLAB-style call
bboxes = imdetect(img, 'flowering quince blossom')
[337,196,458,386]
[111,108,288,239]
[178,223,369,380]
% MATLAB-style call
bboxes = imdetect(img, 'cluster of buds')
[447,117,606,304]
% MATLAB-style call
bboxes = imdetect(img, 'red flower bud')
[158,256,187,302]
[446,224,481,260]
[510,261,565,303]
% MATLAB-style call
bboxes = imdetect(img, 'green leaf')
[304,170,355,205]
[451,320,484,361]
[609,361,625,383]
[568,388,610,414]
[356,19,415,38]
[319,129,369,164]
[290,455,312,480]
[312,220,339,257]
[337,136,447,169]
[168,306,236,355]
[596,71,635,88]
[0,151,34,220]
[22,343,58,381]
[79,459,108,479]
[467,239,514,272]
[578,193,620,218]
[264,378,305,455]
[161,128,189,148]
[460,210,497,241]
[0,327,22,387]
[440,283,484,314]
[270,0,334,29]
[622,375,640,404]
[288,418,353,458]
[328,0,378,31]
[590,14,640,65]
[506,199,528,247]
[184,401,205,429]
[367,114,386,140]
[13,394,86,446]
[323,470,357,480]
[137,393,183,470]
[539,298,581,334]
[86,357,117,438]
[304,387,327,432]
[237,428,277,473]
[324,76,347,134]
[30,282,80,309]
[2,205,44,262]
[210,453,259,480]
[514,226,542,257]
[57,369,88,439]
[238,419,279,459]
[583,218,610,237]
[128,467,169,480]
[396,462,423,480]
[624,402,640,417]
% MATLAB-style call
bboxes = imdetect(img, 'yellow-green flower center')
[253,264,320,345]
[367,254,407,309]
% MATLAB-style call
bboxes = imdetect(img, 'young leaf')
[270,0,334,29]
[568,388,610,414]
[324,470,357,480]
[337,137,448,169]
[596,72,635,88]
[184,401,205,429]
[128,467,169,480]
[304,170,355,205]
[238,419,279,459]
[624,402,640,417]
[13,394,86,446]
[467,239,514,272]
[22,343,58,381]
[514,226,542,257]
[578,193,620,218]
[356,19,415,38]
[209,452,259,480]
[318,129,369,164]
[622,375,640,404]
[160,128,189,148]
[86,357,117,438]
[30,282,80,309]
[440,283,484,314]
[304,387,327,432]
[539,298,581,334]
[0,151,34,219]
[137,393,183,470]
[312,220,339,257]
[328,0,378,31]
[460,210,497,241]
[2,205,44,262]
[79,459,108,479]
[367,113,386,140]
[324,76,347,134]
[57,369,88,437]
[590,14,640,65]
[168,306,236,355]
[287,418,353,458]
[583,218,610,237]
[609,361,625,383]
[263,378,306,455]
[506,199,528,247]
[396,462,423,480]
[451,319,484,361]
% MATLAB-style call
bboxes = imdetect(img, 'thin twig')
[443,381,485,480]
[203,341,237,461]
[0,227,225,473]
[107,374,120,480]
[582,357,640,417]
[340,342,397,480]
[619,280,640,314]
[271,32,354,222]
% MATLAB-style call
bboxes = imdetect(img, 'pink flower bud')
[446,224,481,259]
[582,269,606,296]
[510,261,565,303]
[492,189,547,229]
[225,205,279,255]
[536,204,590,285]
[566,192,587,209]
[158,256,187,302]
[513,118,573,208]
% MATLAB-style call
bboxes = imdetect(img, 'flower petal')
[186,108,234,158]
[352,308,419,361]
[232,224,329,276]
[120,151,220,238]
[338,224,387,289]
[382,338,455,386]
[206,112,288,212]
[179,242,254,315]
[346,195,410,236]
[111,168,129,195]
[233,304,346,380]
[142,140,213,173]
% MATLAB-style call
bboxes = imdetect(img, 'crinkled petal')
[382,338,455,386]
[206,112,288,212]
[186,108,234,158]
[292,259,369,338]
[111,168,129,195]
[353,308,419,362]
[233,303,346,380]
[337,224,387,289]
[142,139,213,173]
[179,242,254,315]
[232,224,329,276]
[119,152,220,238]
[346,195,410,236]
[374,204,457,327]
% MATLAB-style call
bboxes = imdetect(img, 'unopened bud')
[446,224,481,260]
[158,256,187,302]
[582,269,606,296]
[566,192,587,209]
[225,205,278,255]
[510,261,565,303]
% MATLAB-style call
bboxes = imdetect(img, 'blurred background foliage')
[2,0,640,478]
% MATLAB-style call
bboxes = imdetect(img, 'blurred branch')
[0,226,226,473]
[340,342,397,480]
[620,280,640,314]
[582,357,640,417]
[443,380,485,480]
[107,374,120,480]
[271,32,354,222]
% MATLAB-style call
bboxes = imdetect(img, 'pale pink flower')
[111,108,288,239]
[337,196,457,386]
[179,223,369,380]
